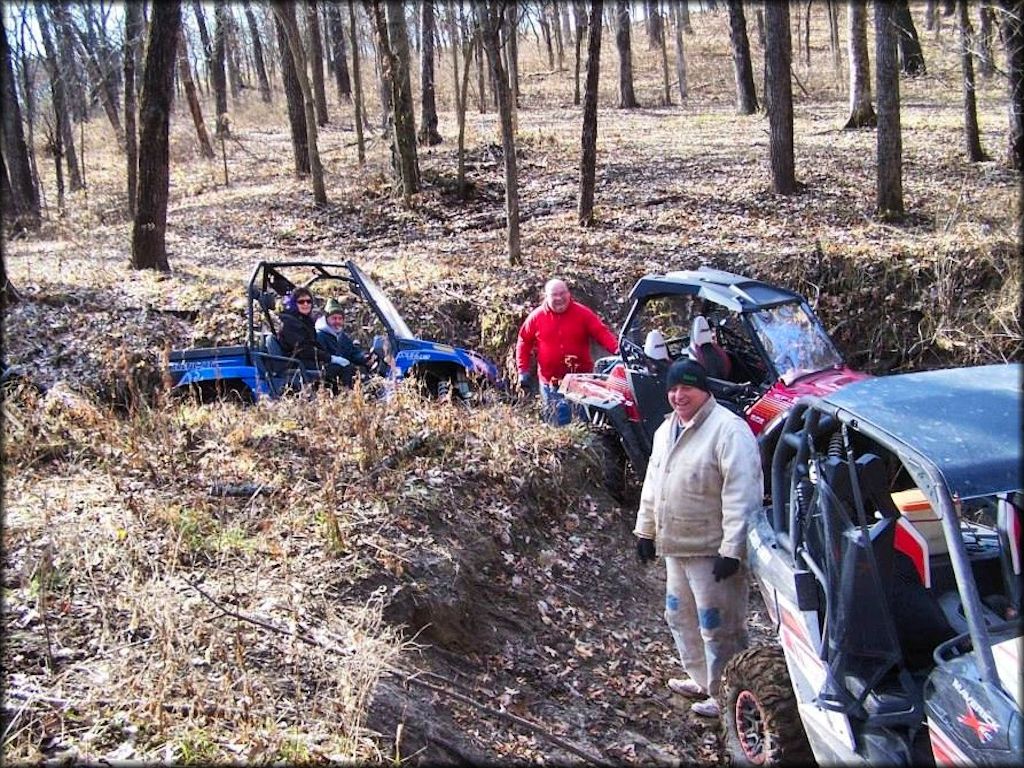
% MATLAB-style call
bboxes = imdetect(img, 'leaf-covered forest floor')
[2,8,1020,765]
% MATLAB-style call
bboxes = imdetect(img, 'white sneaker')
[690,697,721,718]
[667,677,706,699]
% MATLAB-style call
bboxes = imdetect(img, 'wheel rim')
[734,689,769,765]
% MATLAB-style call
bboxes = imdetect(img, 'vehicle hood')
[394,338,499,382]
[784,366,869,398]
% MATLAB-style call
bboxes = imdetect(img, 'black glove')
[712,555,740,582]
[636,537,656,564]
[518,371,533,391]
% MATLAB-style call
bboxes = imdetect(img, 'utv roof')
[818,363,1022,498]
[629,266,802,312]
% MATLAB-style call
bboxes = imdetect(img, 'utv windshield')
[749,302,843,384]
[348,262,414,340]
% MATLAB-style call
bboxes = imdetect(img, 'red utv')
[558,267,867,498]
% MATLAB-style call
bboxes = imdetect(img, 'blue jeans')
[539,381,581,426]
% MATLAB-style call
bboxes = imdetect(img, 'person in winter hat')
[315,298,374,388]
[276,287,350,391]
[633,358,763,719]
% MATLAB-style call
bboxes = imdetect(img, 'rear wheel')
[591,432,628,503]
[720,646,814,766]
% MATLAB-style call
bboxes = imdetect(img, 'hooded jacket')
[633,396,762,560]
[515,300,618,385]
[315,316,368,366]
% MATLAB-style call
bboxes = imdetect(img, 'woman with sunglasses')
[276,286,351,390]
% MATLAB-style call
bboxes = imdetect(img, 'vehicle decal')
[928,719,972,765]
[951,678,999,744]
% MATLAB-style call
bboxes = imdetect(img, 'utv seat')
[689,315,732,381]
[258,334,320,393]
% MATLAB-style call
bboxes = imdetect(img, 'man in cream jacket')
[634,358,763,718]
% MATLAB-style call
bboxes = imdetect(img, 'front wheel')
[720,646,814,766]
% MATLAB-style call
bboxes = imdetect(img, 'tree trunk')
[419,0,442,144]
[506,3,521,107]
[481,0,521,265]
[956,0,987,161]
[454,4,474,195]
[579,0,604,226]
[875,0,905,219]
[647,0,664,48]
[977,2,995,78]
[178,38,216,159]
[2,24,39,229]
[539,2,555,69]
[552,2,565,70]
[225,11,243,99]
[125,2,143,217]
[244,0,273,103]
[212,1,230,135]
[573,1,586,106]
[131,1,182,272]
[894,0,927,76]
[276,12,310,174]
[727,0,758,114]
[306,0,330,125]
[764,0,795,194]
[680,1,693,34]
[34,5,82,191]
[827,0,842,84]
[656,1,671,105]
[615,0,638,108]
[473,6,487,112]
[273,2,327,204]
[192,1,213,69]
[349,0,366,165]
[327,2,351,102]
[845,0,876,128]
[1001,0,1024,173]
[674,8,688,101]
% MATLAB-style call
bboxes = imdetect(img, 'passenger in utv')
[315,298,373,388]
[634,359,762,718]
[276,287,350,391]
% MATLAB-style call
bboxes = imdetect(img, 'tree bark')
[419,0,442,145]
[349,0,366,165]
[131,1,182,272]
[656,1,671,105]
[454,3,474,194]
[674,7,688,102]
[552,2,565,70]
[34,5,82,191]
[225,10,243,99]
[579,0,604,226]
[764,0,795,194]
[178,38,216,159]
[2,24,39,229]
[977,2,995,78]
[306,0,330,125]
[481,0,521,265]
[875,0,905,219]
[327,2,351,102]
[573,1,586,106]
[244,0,273,103]
[845,0,876,128]
[615,0,638,108]
[956,0,987,161]
[273,2,327,203]
[894,0,927,76]
[680,1,693,34]
[727,0,758,114]
[473,5,487,112]
[506,2,521,107]
[125,2,144,217]
[1001,0,1024,173]
[276,12,309,174]
[212,1,230,135]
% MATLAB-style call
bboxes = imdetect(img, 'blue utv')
[167,260,501,402]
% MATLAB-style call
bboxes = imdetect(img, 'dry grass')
[2,6,1021,763]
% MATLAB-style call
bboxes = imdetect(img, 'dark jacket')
[277,309,332,367]
[315,316,368,366]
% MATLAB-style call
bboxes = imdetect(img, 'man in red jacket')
[516,278,619,424]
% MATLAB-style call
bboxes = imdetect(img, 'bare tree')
[212,0,230,135]
[306,0,329,125]
[34,4,82,191]
[845,0,876,128]
[125,2,144,217]
[178,37,216,159]
[276,12,310,174]
[349,0,366,165]
[419,0,442,145]
[481,0,521,265]
[957,0,987,161]
[875,0,905,219]
[2,23,39,229]
[977,2,996,78]
[243,0,273,103]
[273,1,327,204]
[326,2,351,102]
[894,0,926,76]
[674,4,688,102]
[615,0,638,108]
[727,0,758,114]
[450,1,474,193]
[579,0,605,226]
[764,0,795,193]
[573,0,586,105]
[131,1,182,272]
[655,1,671,105]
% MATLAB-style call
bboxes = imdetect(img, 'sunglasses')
[296,298,313,305]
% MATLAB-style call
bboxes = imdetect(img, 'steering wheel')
[663,336,689,359]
